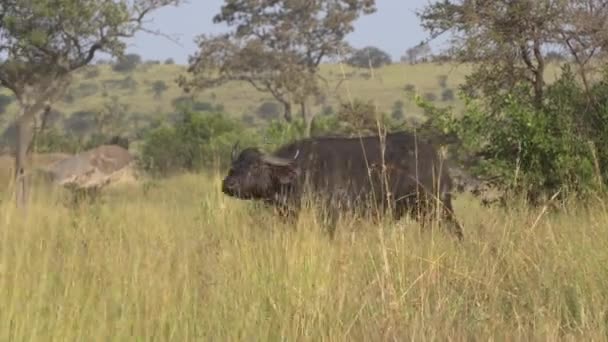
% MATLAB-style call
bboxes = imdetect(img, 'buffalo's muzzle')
[222,178,237,195]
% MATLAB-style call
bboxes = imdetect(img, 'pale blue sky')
[126,0,440,64]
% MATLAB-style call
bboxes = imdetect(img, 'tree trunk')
[283,102,293,122]
[532,40,545,109]
[300,101,315,137]
[15,112,35,209]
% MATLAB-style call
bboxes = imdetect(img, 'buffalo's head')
[221,142,300,200]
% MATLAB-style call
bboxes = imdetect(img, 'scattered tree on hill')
[152,80,168,99]
[112,53,143,73]
[347,46,392,68]
[179,0,376,137]
[403,42,431,64]
[0,0,180,208]
[164,58,175,65]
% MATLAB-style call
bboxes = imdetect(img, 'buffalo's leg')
[440,193,464,240]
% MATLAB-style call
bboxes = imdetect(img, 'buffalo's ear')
[273,164,299,185]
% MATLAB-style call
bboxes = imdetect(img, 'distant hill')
[0,61,565,135]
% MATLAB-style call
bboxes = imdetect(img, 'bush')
[417,64,608,203]
[83,133,129,151]
[102,77,138,91]
[335,99,394,136]
[172,96,194,110]
[263,119,307,148]
[63,111,97,137]
[256,101,281,120]
[442,88,455,101]
[164,58,175,65]
[404,84,416,93]
[241,114,255,125]
[423,92,437,102]
[321,105,335,116]
[192,101,215,112]
[32,129,82,153]
[140,110,253,176]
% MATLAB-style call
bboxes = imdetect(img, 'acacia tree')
[179,0,376,136]
[417,0,608,203]
[347,46,392,68]
[0,0,180,208]
[417,0,608,108]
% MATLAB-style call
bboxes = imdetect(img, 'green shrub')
[139,110,254,176]
[32,129,82,154]
[417,65,608,203]
[441,88,455,101]
[256,101,281,120]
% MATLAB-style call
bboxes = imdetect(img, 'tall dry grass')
[1,172,608,340]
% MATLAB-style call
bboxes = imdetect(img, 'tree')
[416,0,608,203]
[417,0,608,108]
[179,0,376,137]
[112,53,142,73]
[402,42,431,64]
[346,46,392,68]
[0,0,180,208]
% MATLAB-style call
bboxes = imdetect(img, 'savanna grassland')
[0,61,605,340]
[1,170,608,340]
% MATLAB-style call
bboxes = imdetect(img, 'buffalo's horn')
[231,141,240,162]
[293,149,300,160]
[261,154,294,166]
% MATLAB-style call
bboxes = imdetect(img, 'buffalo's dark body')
[222,131,463,239]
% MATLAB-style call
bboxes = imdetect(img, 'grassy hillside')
[0,61,567,134]
[0,173,607,340]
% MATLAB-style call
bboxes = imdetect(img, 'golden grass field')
[1,170,608,340]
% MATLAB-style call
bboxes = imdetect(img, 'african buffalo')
[222,131,464,239]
